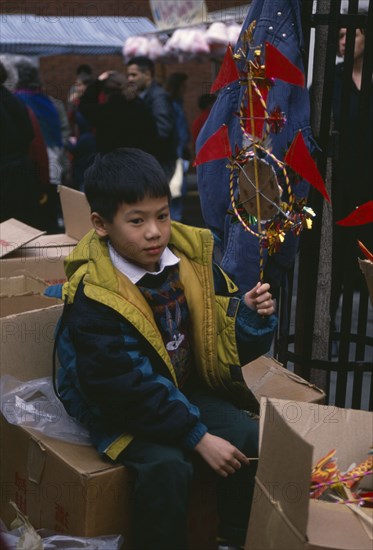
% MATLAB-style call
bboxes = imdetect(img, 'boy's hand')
[244,282,275,316]
[194,433,251,477]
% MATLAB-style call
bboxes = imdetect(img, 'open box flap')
[242,356,325,404]
[257,398,313,543]
[0,219,45,258]
[59,185,92,240]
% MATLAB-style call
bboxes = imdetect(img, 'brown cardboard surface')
[0,219,45,258]
[0,274,47,296]
[0,186,91,282]
[0,275,62,317]
[0,305,63,380]
[22,234,78,248]
[242,355,325,405]
[0,294,61,317]
[246,398,373,550]
[0,255,68,284]
[0,417,132,538]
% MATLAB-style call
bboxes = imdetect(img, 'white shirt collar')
[108,242,180,284]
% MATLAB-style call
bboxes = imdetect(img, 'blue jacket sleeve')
[213,263,277,363]
[235,301,277,364]
[65,285,207,449]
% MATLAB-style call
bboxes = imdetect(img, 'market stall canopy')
[0,15,157,56]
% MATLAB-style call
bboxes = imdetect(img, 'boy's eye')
[130,218,143,224]
[159,212,169,220]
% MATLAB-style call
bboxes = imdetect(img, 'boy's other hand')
[194,433,250,477]
[244,282,275,316]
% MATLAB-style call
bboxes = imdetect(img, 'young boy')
[55,148,276,550]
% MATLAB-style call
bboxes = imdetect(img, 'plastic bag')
[1,530,124,550]
[0,375,91,445]
[0,519,124,550]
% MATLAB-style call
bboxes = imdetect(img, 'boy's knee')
[155,450,193,480]
[140,446,194,485]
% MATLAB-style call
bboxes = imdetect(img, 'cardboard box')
[0,418,132,538]
[0,304,133,540]
[242,356,325,405]
[0,274,61,317]
[246,398,373,550]
[0,186,91,284]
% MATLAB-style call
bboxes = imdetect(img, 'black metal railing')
[275,0,373,411]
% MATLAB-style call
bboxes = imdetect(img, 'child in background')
[55,148,276,550]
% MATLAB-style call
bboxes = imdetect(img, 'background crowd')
[0,54,217,233]
[0,10,371,295]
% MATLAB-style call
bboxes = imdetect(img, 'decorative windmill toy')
[194,22,331,279]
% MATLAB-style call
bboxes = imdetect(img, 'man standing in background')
[126,56,178,183]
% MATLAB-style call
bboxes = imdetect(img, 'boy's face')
[92,195,171,273]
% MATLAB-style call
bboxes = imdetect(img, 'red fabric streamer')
[284,130,331,203]
[193,124,232,166]
[336,201,373,226]
[265,42,305,87]
[210,45,240,93]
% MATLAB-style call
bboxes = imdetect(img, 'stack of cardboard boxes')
[0,186,92,283]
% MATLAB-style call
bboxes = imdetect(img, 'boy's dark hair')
[127,56,155,77]
[84,148,170,221]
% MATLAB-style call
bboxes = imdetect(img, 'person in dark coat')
[78,70,158,156]
[0,61,41,226]
[330,12,373,337]
[127,56,178,182]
